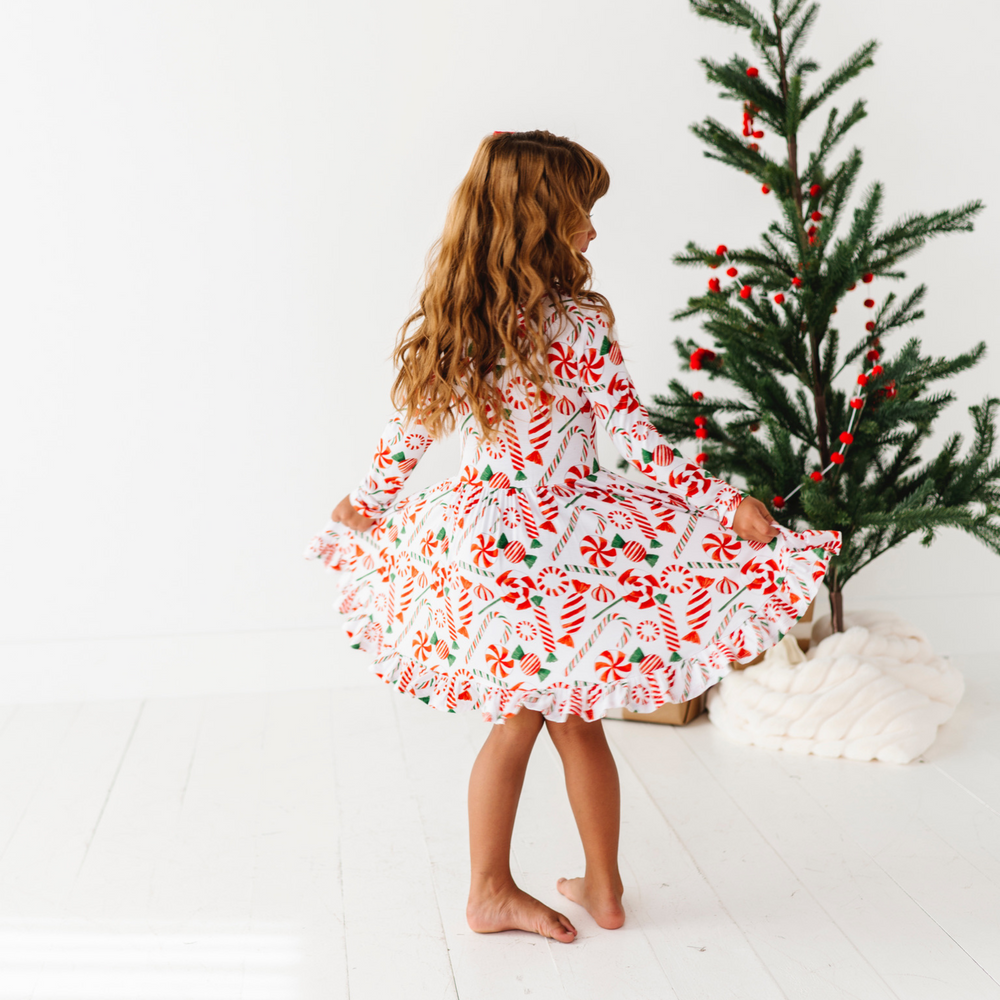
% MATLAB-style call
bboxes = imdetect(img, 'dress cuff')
[705,483,746,531]
[348,485,384,520]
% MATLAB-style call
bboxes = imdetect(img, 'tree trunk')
[828,586,844,634]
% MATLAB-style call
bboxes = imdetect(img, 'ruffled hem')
[306,520,839,724]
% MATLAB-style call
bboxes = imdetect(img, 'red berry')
[864,298,875,308]
[761,184,771,194]
[809,236,817,245]
[747,66,759,77]
[792,277,803,288]
[810,471,823,481]
[750,422,760,432]
[831,452,845,464]
[811,211,823,222]
[696,452,707,463]
[726,266,738,277]
[773,495,785,508]
[865,321,876,331]
[774,293,785,304]
[695,428,708,439]
[862,272,874,283]
[848,283,856,290]
[749,143,759,151]
[809,184,821,197]
[692,390,704,401]
[850,398,864,409]
[694,416,707,426]
[807,225,817,237]
[716,244,728,256]
[743,126,751,137]
[857,373,869,386]
[752,130,764,139]
[690,354,702,370]
[839,432,854,445]
[708,277,721,292]
[866,349,879,361]
[871,365,883,376]
[740,285,752,299]
[873,337,881,347]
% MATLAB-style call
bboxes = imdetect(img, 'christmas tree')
[647,0,1000,634]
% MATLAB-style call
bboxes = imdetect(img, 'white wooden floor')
[1,651,998,1000]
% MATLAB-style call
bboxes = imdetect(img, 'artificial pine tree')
[649,0,1000,635]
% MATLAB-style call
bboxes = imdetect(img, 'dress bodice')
[349,296,746,531]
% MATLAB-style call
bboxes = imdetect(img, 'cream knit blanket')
[707,609,965,763]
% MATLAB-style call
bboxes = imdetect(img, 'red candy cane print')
[657,598,681,652]
[533,488,561,535]
[565,612,629,674]
[504,418,526,480]
[538,427,588,486]
[682,587,712,644]
[515,492,540,539]
[525,394,554,463]
[396,566,417,621]
[559,581,589,645]
[615,494,658,540]
[465,612,512,664]
[532,602,556,654]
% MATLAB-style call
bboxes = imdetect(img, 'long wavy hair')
[390,130,614,440]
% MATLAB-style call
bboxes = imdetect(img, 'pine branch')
[691,118,774,174]
[690,0,774,37]
[800,40,878,119]
[782,2,819,63]
[865,201,985,272]
[805,100,867,179]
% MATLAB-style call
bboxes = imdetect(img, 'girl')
[308,130,841,943]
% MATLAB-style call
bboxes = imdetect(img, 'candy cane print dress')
[306,294,842,724]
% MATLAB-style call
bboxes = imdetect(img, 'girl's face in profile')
[572,212,597,253]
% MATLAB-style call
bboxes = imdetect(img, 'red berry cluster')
[689,347,716,371]
[691,242,769,463]
[742,97,764,156]
[770,270,892,508]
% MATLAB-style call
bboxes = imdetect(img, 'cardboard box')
[618,692,707,726]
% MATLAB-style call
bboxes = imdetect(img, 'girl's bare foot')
[556,876,626,929]
[467,883,577,943]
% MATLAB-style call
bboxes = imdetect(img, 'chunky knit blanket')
[707,609,964,764]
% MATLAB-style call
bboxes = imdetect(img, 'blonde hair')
[390,130,614,440]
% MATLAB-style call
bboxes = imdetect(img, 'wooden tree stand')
[615,599,816,726]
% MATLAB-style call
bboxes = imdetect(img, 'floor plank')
[0,645,997,999]
[610,717,899,1000]
[333,685,458,1000]
[674,718,1000,1000]
[391,693,569,1000]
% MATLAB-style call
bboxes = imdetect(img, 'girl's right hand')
[331,494,377,533]
[732,496,780,545]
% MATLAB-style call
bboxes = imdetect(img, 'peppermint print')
[306,295,842,723]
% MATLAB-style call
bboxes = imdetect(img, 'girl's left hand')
[331,494,377,532]
[732,496,780,545]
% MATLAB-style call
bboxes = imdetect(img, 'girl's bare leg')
[466,709,578,943]
[545,715,625,929]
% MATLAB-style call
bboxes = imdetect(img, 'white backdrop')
[2,0,998,699]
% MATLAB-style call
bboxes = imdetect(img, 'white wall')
[2,0,998,697]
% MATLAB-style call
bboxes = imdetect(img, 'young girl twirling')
[308,130,841,943]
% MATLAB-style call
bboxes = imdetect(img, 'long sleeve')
[348,412,434,518]
[573,308,747,531]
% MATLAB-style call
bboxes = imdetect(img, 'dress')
[306,295,842,723]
